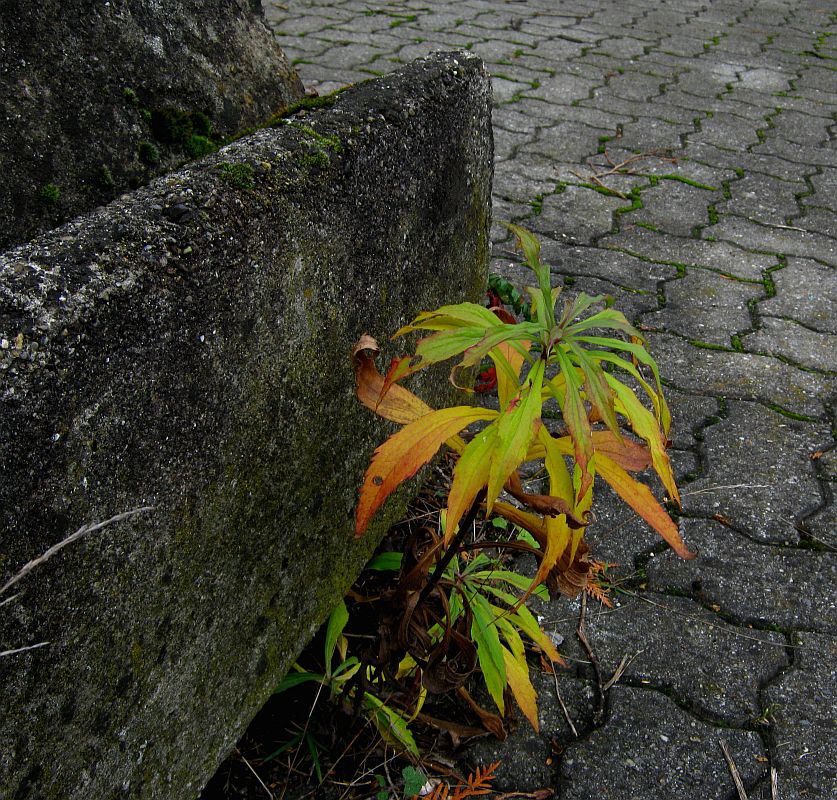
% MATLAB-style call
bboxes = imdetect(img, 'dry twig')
[719,739,748,800]
[1,506,154,596]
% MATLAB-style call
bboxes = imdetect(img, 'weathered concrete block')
[0,52,492,798]
[0,0,304,249]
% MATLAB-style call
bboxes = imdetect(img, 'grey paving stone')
[601,226,778,280]
[689,112,765,151]
[642,269,761,346]
[529,186,625,246]
[687,142,810,182]
[705,216,837,267]
[522,73,600,105]
[800,167,837,214]
[491,76,533,103]
[758,257,837,333]
[802,503,837,550]
[630,180,721,238]
[551,592,788,723]
[767,109,834,148]
[648,518,837,633]
[763,632,837,799]
[737,67,793,92]
[525,121,614,164]
[617,117,693,152]
[644,333,834,418]
[795,206,837,238]
[665,388,723,451]
[541,243,679,293]
[716,172,803,227]
[559,686,767,799]
[680,400,831,542]
[743,317,837,372]
[754,139,837,170]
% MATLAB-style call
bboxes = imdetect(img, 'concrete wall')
[0,0,304,249]
[0,52,492,799]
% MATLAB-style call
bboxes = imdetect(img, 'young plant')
[355,223,692,595]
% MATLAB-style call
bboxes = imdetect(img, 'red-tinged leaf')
[505,471,586,528]
[596,453,695,559]
[491,502,547,549]
[356,406,496,536]
[590,431,652,472]
[474,366,497,393]
[551,348,594,501]
[487,360,545,512]
[502,645,540,732]
[446,425,499,543]
[352,335,432,424]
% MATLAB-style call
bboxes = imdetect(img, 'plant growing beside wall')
[350,223,693,734]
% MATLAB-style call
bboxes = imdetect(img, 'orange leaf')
[502,646,540,732]
[596,453,695,559]
[352,335,432,425]
[356,406,496,536]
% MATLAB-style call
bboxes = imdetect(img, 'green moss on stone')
[218,162,255,190]
[37,183,60,204]
[138,140,160,165]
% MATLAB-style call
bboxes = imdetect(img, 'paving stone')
[491,76,533,103]
[641,269,761,346]
[754,139,837,170]
[529,187,625,246]
[743,317,837,372]
[763,632,837,799]
[689,112,765,151]
[521,73,599,105]
[767,110,834,148]
[665,388,723,451]
[795,206,837,238]
[679,401,831,542]
[630,180,721,237]
[706,216,837,267]
[601,226,778,280]
[802,503,837,550]
[551,592,788,723]
[716,172,803,226]
[644,333,834,418]
[648,518,837,633]
[687,142,810,183]
[617,117,693,152]
[759,257,837,333]
[737,67,793,92]
[559,686,767,799]
[541,243,679,293]
[463,673,595,792]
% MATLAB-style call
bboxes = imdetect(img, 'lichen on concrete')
[0,51,493,799]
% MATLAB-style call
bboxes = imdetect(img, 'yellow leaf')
[502,646,539,732]
[445,425,499,543]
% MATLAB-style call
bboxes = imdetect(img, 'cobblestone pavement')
[264,1,836,797]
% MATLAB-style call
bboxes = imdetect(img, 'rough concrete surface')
[267,0,836,796]
[0,53,492,799]
[0,0,304,249]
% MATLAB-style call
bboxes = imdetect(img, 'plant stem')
[418,489,487,607]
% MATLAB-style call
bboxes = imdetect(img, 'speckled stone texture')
[0,52,492,800]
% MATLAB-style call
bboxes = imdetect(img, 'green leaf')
[394,302,502,335]
[366,552,404,571]
[469,591,507,714]
[324,599,349,678]
[564,307,642,339]
[363,693,420,757]
[445,423,499,542]
[550,348,594,500]
[273,670,324,694]
[401,766,427,796]
[567,342,620,436]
